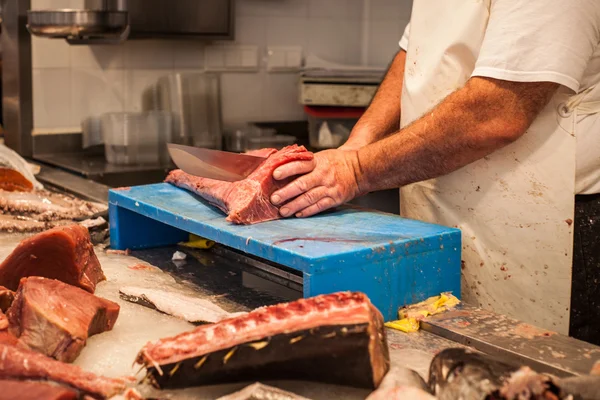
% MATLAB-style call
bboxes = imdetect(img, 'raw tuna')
[0,225,105,293]
[0,143,43,192]
[0,286,15,312]
[165,145,314,224]
[0,379,78,400]
[136,292,389,390]
[7,277,120,363]
[0,343,129,399]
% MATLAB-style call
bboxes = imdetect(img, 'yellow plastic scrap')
[386,292,460,333]
[179,234,215,249]
[385,318,420,333]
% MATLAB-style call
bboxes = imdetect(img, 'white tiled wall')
[31,0,412,131]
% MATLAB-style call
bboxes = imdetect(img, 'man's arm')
[271,77,559,218]
[354,77,559,193]
[340,50,407,151]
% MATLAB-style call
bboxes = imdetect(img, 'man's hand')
[271,149,363,218]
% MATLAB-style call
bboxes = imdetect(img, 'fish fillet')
[136,292,390,390]
[119,286,244,324]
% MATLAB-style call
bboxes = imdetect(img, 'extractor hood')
[27,0,234,45]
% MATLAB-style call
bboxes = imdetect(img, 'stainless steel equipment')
[27,9,130,44]
[167,143,266,182]
[2,0,34,157]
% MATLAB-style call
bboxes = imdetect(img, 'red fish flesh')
[165,145,314,224]
[0,286,14,312]
[137,292,390,389]
[0,343,129,399]
[7,277,119,362]
[0,225,105,293]
[0,379,79,400]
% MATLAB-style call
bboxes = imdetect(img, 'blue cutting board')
[109,183,461,321]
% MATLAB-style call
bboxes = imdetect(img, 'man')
[270,0,600,344]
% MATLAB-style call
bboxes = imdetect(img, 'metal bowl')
[27,9,128,39]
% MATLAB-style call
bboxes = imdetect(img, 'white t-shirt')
[399,0,600,194]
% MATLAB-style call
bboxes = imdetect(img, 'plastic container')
[81,116,103,149]
[154,72,222,149]
[305,106,364,149]
[101,111,172,165]
[245,135,296,151]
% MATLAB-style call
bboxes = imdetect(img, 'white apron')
[399,0,598,334]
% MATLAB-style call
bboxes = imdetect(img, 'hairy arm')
[353,77,559,193]
[340,50,407,151]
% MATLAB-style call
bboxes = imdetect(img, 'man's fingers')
[295,197,337,218]
[278,186,329,217]
[271,174,318,206]
[273,160,316,181]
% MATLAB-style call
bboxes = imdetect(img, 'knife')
[167,143,267,182]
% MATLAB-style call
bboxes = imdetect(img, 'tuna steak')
[0,225,105,293]
[137,292,389,389]
[0,379,78,400]
[165,145,314,224]
[7,277,120,363]
[0,343,129,399]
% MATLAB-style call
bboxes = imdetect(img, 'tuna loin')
[0,379,78,400]
[137,292,390,389]
[0,343,129,399]
[7,277,120,363]
[165,145,314,224]
[0,225,105,293]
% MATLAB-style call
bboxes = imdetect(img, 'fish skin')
[429,348,519,400]
[557,375,600,400]
[216,383,311,400]
[377,366,430,392]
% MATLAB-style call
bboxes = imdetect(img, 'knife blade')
[167,143,267,182]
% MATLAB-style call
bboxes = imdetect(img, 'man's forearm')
[354,77,559,193]
[342,50,406,150]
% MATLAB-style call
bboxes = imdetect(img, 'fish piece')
[119,286,243,324]
[366,367,433,400]
[0,286,14,312]
[429,348,518,400]
[0,190,105,221]
[0,143,43,191]
[0,225,105,293]
[376,366,430,392]
[7,277,120,363]
[366,386,436,400]
[0,343,129,399]
[0,379,79,400]
[165,145,314,225]
[0,310,17,346]
[216,383,311,400]
[136,292,389,390]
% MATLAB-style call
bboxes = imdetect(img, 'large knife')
[167,143,267,182]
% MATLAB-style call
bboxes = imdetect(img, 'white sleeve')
[399,23,410,52]
[472,0,600,92]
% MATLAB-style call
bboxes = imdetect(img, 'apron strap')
[559,85,600,117]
